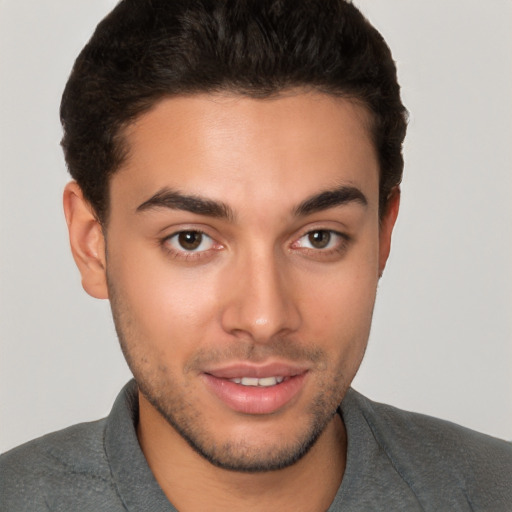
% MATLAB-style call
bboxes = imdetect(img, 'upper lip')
[203,362,310,380]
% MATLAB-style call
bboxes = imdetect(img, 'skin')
[64,91,399,511]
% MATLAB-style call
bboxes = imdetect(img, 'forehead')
[112,91,379,215]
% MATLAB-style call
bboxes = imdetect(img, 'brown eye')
[166,231,215,253]
[293,229,349,255]
[178,231,203,250]
[307,230,332,249]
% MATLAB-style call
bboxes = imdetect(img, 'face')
[78,91,397,472]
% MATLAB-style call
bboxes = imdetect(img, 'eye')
[296,229,346,250]
[165,230,215,253]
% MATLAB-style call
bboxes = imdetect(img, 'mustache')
[184,339,327,373]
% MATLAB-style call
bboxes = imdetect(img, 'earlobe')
[63,182,109,299]
[378,187,400,277]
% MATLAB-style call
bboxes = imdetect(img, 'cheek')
[309,277,376,351]
[300,253,379,366]
[304,237,379,320]
[107,241,220,352]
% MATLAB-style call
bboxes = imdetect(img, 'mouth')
[201,363,308,415]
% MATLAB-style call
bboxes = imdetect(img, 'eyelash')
[160,228,351,261]
[291,229,351,258]
[161,230,221,261]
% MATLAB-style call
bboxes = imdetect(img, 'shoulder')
[345,389,512,510]
[0,419,115,511]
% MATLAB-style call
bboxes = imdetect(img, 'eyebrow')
[294,185,368,216]
[136,184,367,220]
[136,188,235,220]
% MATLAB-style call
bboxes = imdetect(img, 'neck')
[137,393,346,512]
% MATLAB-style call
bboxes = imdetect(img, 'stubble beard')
[136,372,342,473]
[108,280,350,473]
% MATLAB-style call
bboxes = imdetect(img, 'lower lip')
[202,373,307,415]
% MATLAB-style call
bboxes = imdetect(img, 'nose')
[220,250,302,343]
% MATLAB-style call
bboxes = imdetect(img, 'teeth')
[229,376,285,387]
[241,377,260,386]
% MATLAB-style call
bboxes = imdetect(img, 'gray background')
[1,0,511,453]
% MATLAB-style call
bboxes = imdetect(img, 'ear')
[63,182,108,299]
[378,186,400,277]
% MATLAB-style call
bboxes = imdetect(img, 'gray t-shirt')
[1,381,511,511]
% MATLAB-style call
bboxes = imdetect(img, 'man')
[1,0,510,510]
